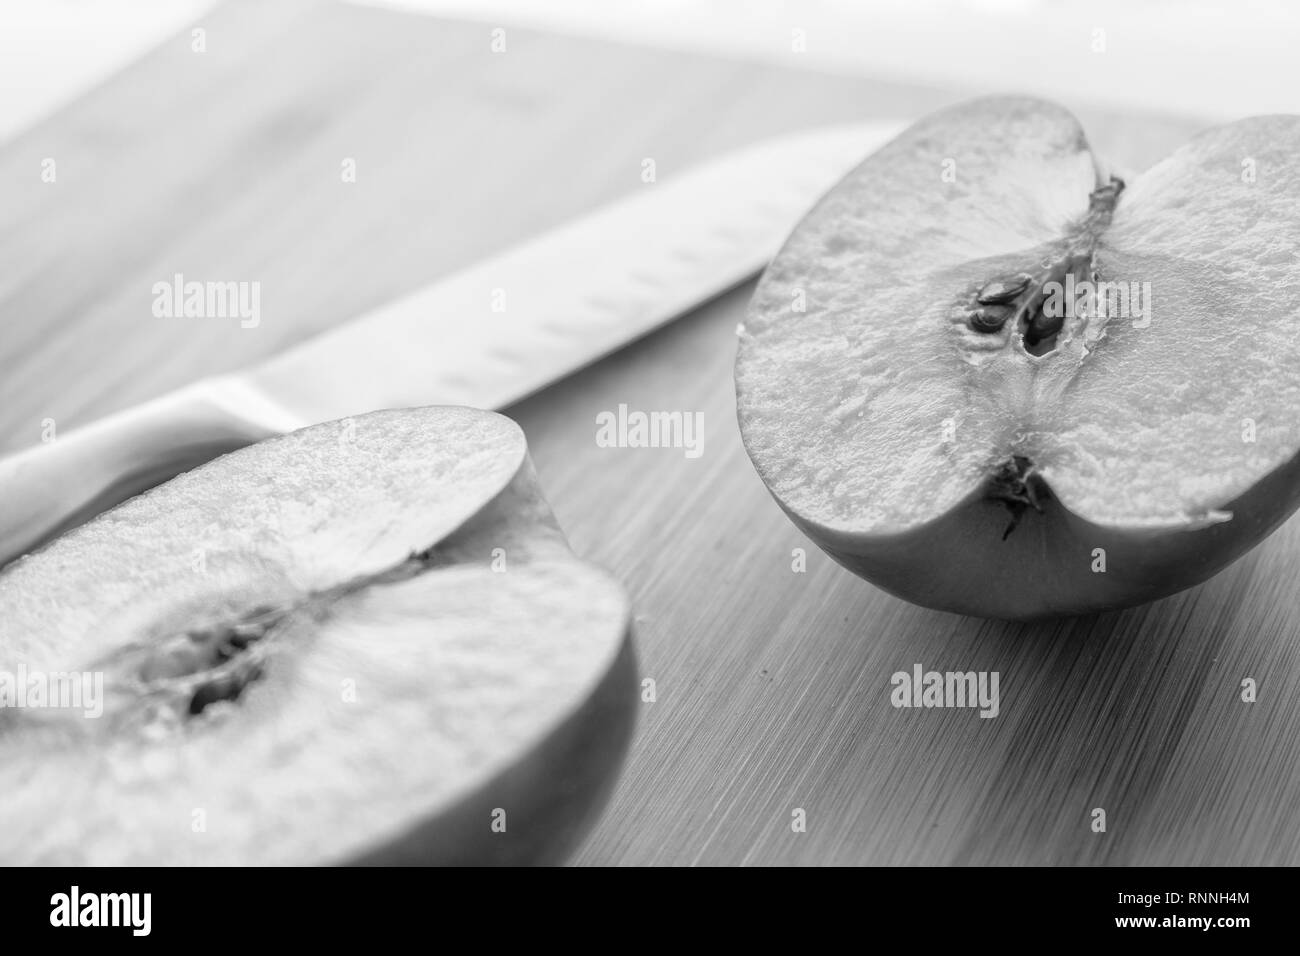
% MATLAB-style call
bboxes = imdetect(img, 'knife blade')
[0,120,904,565]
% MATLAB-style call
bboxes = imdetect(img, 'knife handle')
[0,377,298,567]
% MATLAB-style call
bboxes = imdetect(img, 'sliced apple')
[0,406,634,864]
[736,96,1300,618]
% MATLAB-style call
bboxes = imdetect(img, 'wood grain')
[2,0,1294,864]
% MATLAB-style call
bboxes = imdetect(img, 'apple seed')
[969,304,1015,333]
[976,273,1032,306]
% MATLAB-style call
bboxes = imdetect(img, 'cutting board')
[3,0,1296,865]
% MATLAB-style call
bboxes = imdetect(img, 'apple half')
[0,407,634,864]
[736,96,1300,619]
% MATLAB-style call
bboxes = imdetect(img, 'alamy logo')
[595,404,703,459]
[0,665,102,718]
[890,664,999,718]
[152,273,260,328]
[50,886,151,936]
[1041,273,1152,329]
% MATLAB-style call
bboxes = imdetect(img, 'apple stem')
[986,455,1047,539]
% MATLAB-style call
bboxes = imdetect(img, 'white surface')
[1,0,1296,144]
[361,0,1300,122]
[0,0,216,143]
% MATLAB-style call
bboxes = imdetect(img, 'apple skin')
[350,631,637,866]
[778,450,1300,620]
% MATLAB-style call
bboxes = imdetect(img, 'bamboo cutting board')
[2,0,1295,865]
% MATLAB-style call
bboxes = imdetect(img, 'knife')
[0,120,904,565]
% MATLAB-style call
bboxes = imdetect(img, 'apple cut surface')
[736,96,1300,618]
[0,407,634,865]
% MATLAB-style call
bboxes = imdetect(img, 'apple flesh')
[0,406,634,864]
[736,96,1300,619]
